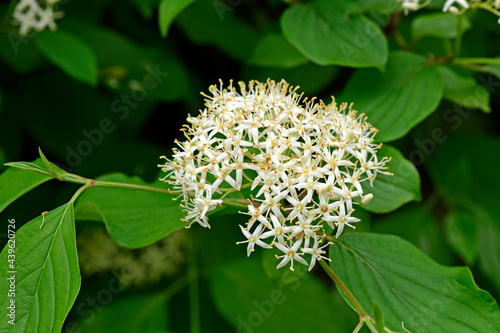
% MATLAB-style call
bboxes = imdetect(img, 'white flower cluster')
[399,0,500,23]
[159,80,390,271]
[12,0,63,37]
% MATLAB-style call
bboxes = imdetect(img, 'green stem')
[352,319,364,333]
[319,259,366,316]
[455,62,495,74]
[222,198,248,209]
[363,316,380,333]
[69,183,94,204]
[62,173,175,196]
[453,57,500,65]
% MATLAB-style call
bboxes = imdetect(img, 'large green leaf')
[159,0,195,37]
[75,173,184,248]
[0,203,80,332]
[281,0,388,68]
[373,204,453,265]
[35,30,97,86]
[331,233,500,332]
[437,65,490,113]
[72,292,168,332]
[0,158,63,213]
[248,33,308,68]
[412,13,471,40]
[361,145,420,213]
[210,257,352,333]
[341,51,443,141]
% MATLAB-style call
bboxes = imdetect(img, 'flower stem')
[453,57,500,65]
[319,259,366,316]
[61,173,175,196]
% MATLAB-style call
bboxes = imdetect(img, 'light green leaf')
[248,33,308,68]
[3,162,52,177]
[75,173,184,248]
[361,145,420,213]
[281,0,388,68]
[444,208,479,266]
[0,158,63,213]
[72,292,168,332]
[412,13,471,40]
[35,30,97,86]
[210,257,352,332]
[340,51,443,141]
[437,65,490,113]
[159,0,196,37]
[0,203,80,332]
[331,233,500,332]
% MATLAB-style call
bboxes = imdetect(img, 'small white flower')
[237,224,272,257]
[12,0,63,37]
[302,237,331,271]
[443,0,469,12]
[275,237,308,271]
[324,205,361,238]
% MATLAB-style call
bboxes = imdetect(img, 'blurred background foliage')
[0,0,500,332]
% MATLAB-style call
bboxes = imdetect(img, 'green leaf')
[373,204,453,265]
[3,162,52,177]
[61,19,190,103]
[444,208,479,266]
[437,65,490,113]
[210,257,352,332]
[373,301,385,333]
[72,292,168,332]
[331,233,500,332]
[159,0,195,37]
[35,30,98,86]
[0,203,80,332]
[0,158,61,213]
[75,173,184,248]
[248,33,308,68]
[340,51,443,141]
[412,13,471,40]
[281,0,388,68]
[361,145,420,213]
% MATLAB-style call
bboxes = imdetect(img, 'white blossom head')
[12,0,63,37]
[159,79,391,270]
